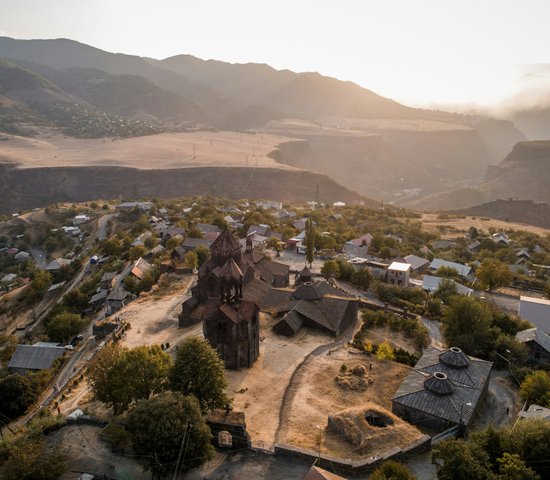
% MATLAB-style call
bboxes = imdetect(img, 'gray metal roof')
[8,344,65,371]
[392,346,492,425]
[516,328,550,353]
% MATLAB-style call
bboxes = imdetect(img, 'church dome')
[210,229,242,265]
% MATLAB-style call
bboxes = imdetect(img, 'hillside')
[484,141,550,203]
[0,36,528,206]
[457,199,550,230]
[0,164,368,214]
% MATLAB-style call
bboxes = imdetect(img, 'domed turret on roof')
[439,347,470,368]
[424,372,454,395]
[210,229,242,266]
[296,266,312,285]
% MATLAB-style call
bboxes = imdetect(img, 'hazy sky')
[0,0,549,107]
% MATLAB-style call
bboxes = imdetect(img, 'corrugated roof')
[9,344,65,371]
[392,346,492,425]
[516,328,550,353]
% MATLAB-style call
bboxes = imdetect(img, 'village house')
[387,262,411,287]
[467,240,482,253]
[256,200,282,210]
[99,271,116,290]
[131,231,152,247]
[45,257,72,272]
[429,258,474,281]
[519,296,550,332]
[115,201,153,213]
[129,257,153,280]
[73,214,90,225]
[8,342,66,374]
[392,346,492,431]
[431,239,457,250]
[404,254,430,274]
[515,327,550,363]
[182,237,212,252]
[14,251,31,262]
[105,289,136,316]
[515,248,531,264]
[492,232,511,246]
[88,289,109,311]
[422,275,473,296]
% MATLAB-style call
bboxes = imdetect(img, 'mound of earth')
[334,364,372,391]
[327,403,406,450]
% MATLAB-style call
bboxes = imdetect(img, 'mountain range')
[0,36,548,211]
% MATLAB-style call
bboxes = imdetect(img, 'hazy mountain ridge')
[0,36,536,208]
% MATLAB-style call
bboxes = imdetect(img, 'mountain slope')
[484,141,550,203]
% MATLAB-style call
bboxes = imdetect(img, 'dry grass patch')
[279,347,423,459]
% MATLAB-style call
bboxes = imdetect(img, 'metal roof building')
[392,346,492,432]
[8,344,66,374]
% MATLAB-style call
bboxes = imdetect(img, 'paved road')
[472,290,520,313]
[421,317,445,350]
[474,370,518,429]
[96,213,114,241]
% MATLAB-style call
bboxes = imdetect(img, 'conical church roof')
[218,258,243,280]
[424,372,454,395]
[439,347,470,368]
[210,229,242,258]
[292,282,322,301]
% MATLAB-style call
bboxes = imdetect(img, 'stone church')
[179,229,288,369]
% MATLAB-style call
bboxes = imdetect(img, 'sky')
[0,0,549,107]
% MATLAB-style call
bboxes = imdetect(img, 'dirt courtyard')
[278,347,423,459]
[118,276,199,351]
[226,314,334,450]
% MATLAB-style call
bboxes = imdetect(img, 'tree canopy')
[370,460,416,480]
[47,312,85,343]
[477,259,513,291]
[433,420,550,480]
[442,296,495,357]
[126,392,213,476]
[170,336,227,413]
[520,371,550,407]
[88,344,171,414]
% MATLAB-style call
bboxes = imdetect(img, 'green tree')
[432,438,494,480]
[434,278,458,304]
[129,245,147,261]
[26,269,51,304]
[99,238,121,256]
[144,235,157,250]
[497,452,539,480]
[171,336,228,412]
[47,312,85,343]
[321,259,340,278]
[305,218,315,267]
[195,244,210,266]
[520,371,550,407]
[370,460,416,480]
[370,233,384,253]
[0,374,42,418]
[185,250,198,269]
[62,288,89,313]
[435,266,461,279]
[0,437,66,480]
[376,341,396,361]
[126,392,213,476]
[442,296,495,357]
[0,334,18,364]
[477,259,513,291]
[351,268,373,289]
[88,344,171,414]
[187,227,204,239]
